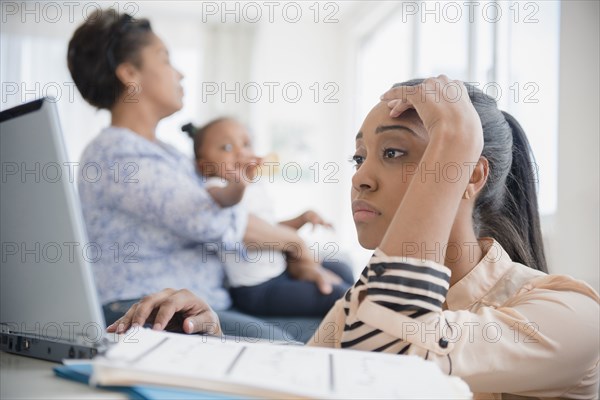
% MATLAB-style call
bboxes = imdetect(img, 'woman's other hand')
[106,289,222,335]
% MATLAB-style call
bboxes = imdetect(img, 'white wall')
[551,0,600,291]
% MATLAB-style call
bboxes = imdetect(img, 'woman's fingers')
[106,289,175,333]
[151,289,222,335]
[380,76,481,150]
[183,311,222,335]
[106,288,223,335]
[388,99,413,118]
[107,302,138,333]
[130,289,175,328]
[151,299,178,331]
[381,75,467,112]
[380,84,414,102]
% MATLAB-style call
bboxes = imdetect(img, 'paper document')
[91,328,471,399]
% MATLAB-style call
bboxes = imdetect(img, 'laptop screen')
[0,98,105,347]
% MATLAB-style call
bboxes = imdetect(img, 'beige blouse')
[307,238,600,399]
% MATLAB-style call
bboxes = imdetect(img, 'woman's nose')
[351,161,378,193]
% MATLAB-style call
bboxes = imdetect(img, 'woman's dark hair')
[67,9,152,110]
[393,79,547,273]
[182,118,231,159]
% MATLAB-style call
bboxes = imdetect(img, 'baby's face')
[196,119,255,178]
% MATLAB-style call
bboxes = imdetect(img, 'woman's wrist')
[378,139,475,260]
[428,123,483,162]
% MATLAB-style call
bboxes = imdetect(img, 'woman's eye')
[350,155,364,169]
[222,144,233,152]
[383,148,405,159]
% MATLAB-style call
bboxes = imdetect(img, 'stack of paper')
[91,328,471,399]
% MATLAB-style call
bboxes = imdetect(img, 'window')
[356,1,560,215]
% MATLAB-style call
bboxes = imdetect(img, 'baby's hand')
[242,157,261,182]
[302,210,334,231]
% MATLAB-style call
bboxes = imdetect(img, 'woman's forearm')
[379,136,479,262]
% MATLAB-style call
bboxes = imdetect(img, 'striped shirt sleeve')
[340,249,452,357]
[366,248,451,314]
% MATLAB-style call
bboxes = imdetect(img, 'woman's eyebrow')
[375,125,418,136]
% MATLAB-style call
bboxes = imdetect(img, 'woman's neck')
[110,102,159,142]
[445,222,484,287]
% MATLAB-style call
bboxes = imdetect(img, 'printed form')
[92,328,471,399]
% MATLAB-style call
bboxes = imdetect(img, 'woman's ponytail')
[500,111,548,272]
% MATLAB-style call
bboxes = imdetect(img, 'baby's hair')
[181,123,198,138]
[182,117,232,159]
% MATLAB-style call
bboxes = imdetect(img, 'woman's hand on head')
[106,289,222,336]
[381,75,483,157]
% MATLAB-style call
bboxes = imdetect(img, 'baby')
[182,118,354,317]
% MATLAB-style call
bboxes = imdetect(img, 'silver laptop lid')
[1,98,105,343]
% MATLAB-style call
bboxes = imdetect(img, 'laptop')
[0,98,108,362]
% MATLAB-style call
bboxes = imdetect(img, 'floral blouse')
[78,126,248,309]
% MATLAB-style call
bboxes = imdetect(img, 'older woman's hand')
[106,289,222,335]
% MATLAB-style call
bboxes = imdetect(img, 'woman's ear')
[114,62,141,88]
[114,62,142,104]
[465,156,489,200]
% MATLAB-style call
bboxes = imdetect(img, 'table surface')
[0,351,127,399]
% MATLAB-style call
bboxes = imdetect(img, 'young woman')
[109,76,599,398]
[67,9,342,337]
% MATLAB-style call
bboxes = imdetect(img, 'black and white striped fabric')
[340,249,451,353]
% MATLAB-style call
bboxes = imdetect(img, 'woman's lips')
[352,200,381,222]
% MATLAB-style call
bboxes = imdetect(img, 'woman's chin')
[160,103,183,119]
[357,232,379,250]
